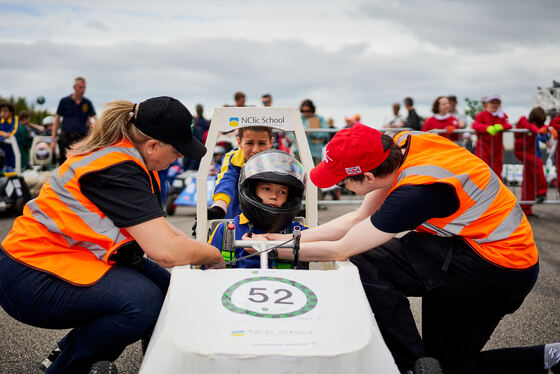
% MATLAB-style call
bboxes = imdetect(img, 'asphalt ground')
[0,196,559,373]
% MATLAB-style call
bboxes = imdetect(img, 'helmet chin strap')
[292,225,302,269]
[247,222,253,238]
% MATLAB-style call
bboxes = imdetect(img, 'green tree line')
[0,95,53,124]
[464,97,483,120]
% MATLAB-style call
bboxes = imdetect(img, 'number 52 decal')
[222,277,318,318]
[248,287,294,304]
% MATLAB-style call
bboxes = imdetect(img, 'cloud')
[0,0,558,125]
[355,0,559,52]
[85,21,110,31]
[0,2,42,16]
[1,37,554,108]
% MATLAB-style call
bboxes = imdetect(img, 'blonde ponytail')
[66,100,150,158]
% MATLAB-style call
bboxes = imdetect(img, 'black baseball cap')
[131,96,206,159]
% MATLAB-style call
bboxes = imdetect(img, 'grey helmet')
[42,115,55,127]
[238,150,306,232]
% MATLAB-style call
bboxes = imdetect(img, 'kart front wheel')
[414,357,443,374]
[89,361,118,374]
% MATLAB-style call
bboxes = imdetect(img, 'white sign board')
[196,107,318,239]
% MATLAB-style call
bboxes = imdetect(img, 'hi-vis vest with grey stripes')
[390,131,537,269]
[1,139,160,285]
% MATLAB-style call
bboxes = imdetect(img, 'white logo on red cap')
[325,150,333,163]
[345,166,362,175]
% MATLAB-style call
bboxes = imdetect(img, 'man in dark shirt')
[403,97,421,130]
[183,104,210,170]
[52,77,97,163]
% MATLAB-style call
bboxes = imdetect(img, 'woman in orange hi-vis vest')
[0,96,224,373]
[252,125,559,374]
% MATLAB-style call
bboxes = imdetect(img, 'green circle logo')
[222,276,317,318]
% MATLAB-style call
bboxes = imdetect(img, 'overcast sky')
[1,0,558,128]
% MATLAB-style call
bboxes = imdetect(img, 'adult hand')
[263,233,290,241]
[243,233,267,241]
[204,251,226,269]
[241,233,260,253]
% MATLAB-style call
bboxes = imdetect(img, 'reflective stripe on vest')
[390,132,537,269]
[26,144,144,259]
[393,130,425,146]
[1,139,159,285]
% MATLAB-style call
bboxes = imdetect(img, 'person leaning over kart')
[0,97,224,374]
[250,124,560,374]
[209,150,307,269]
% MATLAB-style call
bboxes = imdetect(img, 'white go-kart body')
[140,107,399,373]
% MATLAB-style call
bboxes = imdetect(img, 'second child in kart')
[209,150,307,268]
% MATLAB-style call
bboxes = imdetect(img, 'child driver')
[209,150,307,268]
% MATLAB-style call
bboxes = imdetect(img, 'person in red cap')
[0,96,224,373]
[252,124,559,374]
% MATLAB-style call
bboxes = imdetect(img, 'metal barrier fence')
[301,127,560,207]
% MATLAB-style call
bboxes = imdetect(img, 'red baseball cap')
[310,124,390,188]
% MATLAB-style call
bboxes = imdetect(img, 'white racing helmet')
[31,141,53,166]
[42,116,55,127]
[213,145,227,164]
[238,150,306,232]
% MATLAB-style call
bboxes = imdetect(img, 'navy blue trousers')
[0,249,170,374]
[350,232,543,374]
[0,142,15,169]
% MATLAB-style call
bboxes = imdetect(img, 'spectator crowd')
[1,80,560,214]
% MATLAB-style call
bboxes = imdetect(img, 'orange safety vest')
[1,138,160,286]
[391,131,538,270]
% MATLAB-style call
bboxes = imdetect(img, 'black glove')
[109,242,145,271]
[207,206,226,220]
[191,220,198,238]
[191,206,226,237]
